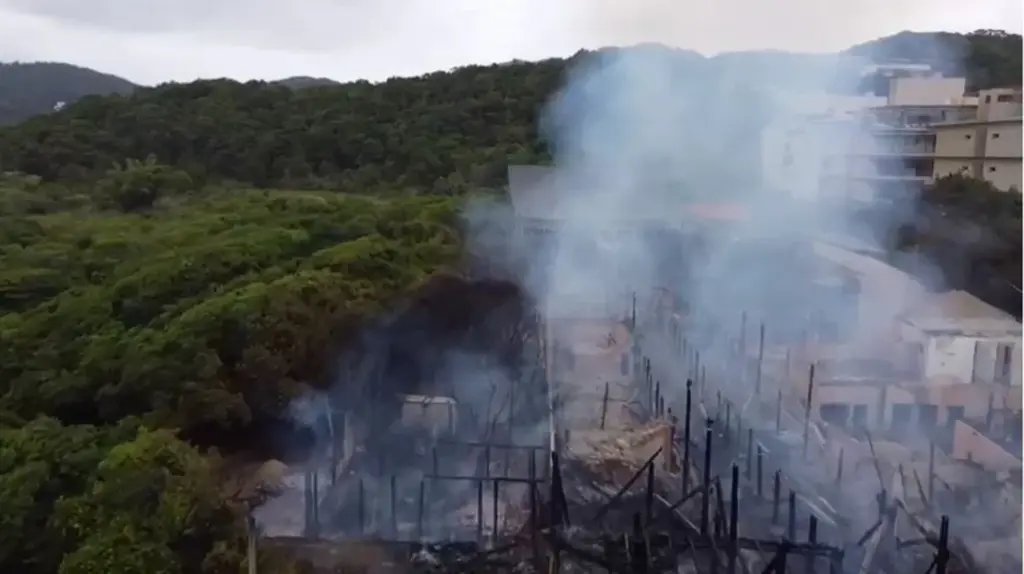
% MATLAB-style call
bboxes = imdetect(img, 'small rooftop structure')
[397,393,457,435]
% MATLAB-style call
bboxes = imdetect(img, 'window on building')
[992,132,1001,139]
[997,94,1016,102]
[947,406,965,426]
[996,343,1013,383]
[989,166,997,172]
[918,404,938,430]
[964,134,972,140]
[891,404,912,434]
[820,403,849,427]
[985,95,992,103]
[851,405,868,428]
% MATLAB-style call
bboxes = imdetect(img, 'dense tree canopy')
[0,168,461,572]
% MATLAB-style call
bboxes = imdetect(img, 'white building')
[762,76,980,201]
[897,290,1022,386]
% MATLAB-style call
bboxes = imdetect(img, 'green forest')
[0,30,1021,574]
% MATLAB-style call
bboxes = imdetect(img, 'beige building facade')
[931,87,1023,192]
[765,79,1023,198]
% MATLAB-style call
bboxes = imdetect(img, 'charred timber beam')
[422,473,547,484]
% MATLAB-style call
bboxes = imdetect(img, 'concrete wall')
[983,158,1022,192]
[921,335,1022,385]
[933,157,973,178]
[888,77,968,106]
[933,119,1021,191]
[977,88,1023,122]
[984,121,1023,158]
[934,124,979,157]
[809,379,1022,430]
[951,420,1021,472]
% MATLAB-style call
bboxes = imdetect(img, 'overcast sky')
[0,0,1020,85]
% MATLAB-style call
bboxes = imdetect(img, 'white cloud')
[0,0,1019,84]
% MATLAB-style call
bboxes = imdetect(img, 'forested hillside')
[0,29,1020,574]
[846,29,1022,91]
[0,169,462,574]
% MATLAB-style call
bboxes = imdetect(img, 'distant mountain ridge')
[0,62,135,124]
[0,30,1018,125]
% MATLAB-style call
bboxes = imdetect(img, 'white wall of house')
[920,334,1022,385]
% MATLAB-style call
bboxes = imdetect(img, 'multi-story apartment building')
[932,87,1023,192]
[763,77,1023,199]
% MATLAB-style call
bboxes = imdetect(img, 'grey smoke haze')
[465,17,973,540]
[0,0,1019,84]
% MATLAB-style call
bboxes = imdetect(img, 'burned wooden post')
[806,514,819,574]
[303,471,312,538]
[701,418,714,535]
[644,461,656,525]
[936,515,950,574]
[755,322,765,397]
[772,470,781,525]
[776,390,783,435]
[389,474,397,538]
[476,479,484,544]
[357,477,365,534]
[491,479,499,544]
[746,428,754,479]
[739,311,748,358]
[724,400,732,445]
[484,443,492,478]
[836,448,844,491]
[727,464,740,574]
[630,513,649,574]
[787,489,797,540]
[803,363,816,459]
[928,440,936,502]
[757,445,765,498]
[416,479,426,540]
[683,379,694,494]
[600,382,610,430]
